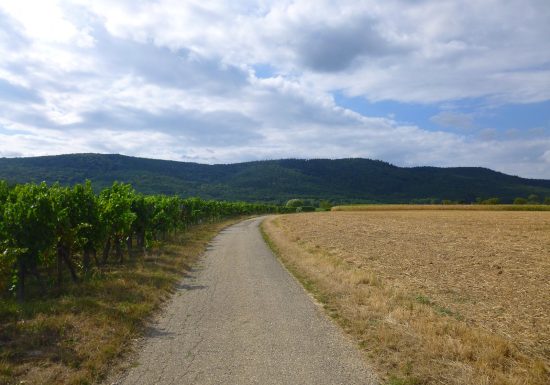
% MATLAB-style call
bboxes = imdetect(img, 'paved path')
[112,217,377,385]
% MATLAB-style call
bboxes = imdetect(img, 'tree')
[480,197,500,205]
[319,200,332,210]
[286,199,304,208]
[527,194,540,204]
[513,197,528,205]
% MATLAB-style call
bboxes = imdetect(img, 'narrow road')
[112,217,377,385]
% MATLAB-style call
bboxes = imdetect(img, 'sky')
[0,0,549,178]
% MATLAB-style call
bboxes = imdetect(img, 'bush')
[319,200,332,210]
[286,199,304,208]
[544,197,550,205]
[298,206,316,212]
[514,197,528,205]
[527,194,540,204]
[480,197,500,205]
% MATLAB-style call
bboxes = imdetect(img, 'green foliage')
[2,154,549,204]
[527,194,540,204]
[410,198,439,204]
[2,183,56,300]
[480,197,500,205]
[99,182,137,242]
[514,197,528,205]
[319,199,332,210]
[441,200,458,205]
[0,180,9,201]
[0,180,285,300]
[72,181,102,251]
[298,206,316,212]
[544,197,550,205]
[286,199,304,208]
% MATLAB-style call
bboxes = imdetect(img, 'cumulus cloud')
[0,0,549,178]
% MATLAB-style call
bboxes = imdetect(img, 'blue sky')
[334,94,550,135]
[0,0,549,178]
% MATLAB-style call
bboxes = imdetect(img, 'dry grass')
[332,204,550,211]
[0,218,242,385]
[262,211,550,385]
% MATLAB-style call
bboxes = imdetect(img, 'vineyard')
[0,180,288,301]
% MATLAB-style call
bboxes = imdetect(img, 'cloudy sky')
[0,0,549,178]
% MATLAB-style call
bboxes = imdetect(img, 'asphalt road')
[111,217,377,385]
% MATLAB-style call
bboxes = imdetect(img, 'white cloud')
[0,0,549,178]
[1,0,94,46]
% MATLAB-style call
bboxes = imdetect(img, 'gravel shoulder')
[109,216,377,385]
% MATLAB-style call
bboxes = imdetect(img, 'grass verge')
[0,218,243,385]
[261,214,549,385]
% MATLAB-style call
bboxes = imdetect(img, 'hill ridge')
[0,153,549,203]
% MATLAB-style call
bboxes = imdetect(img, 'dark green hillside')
[1,153,549,203]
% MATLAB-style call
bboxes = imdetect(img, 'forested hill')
[1,153,549,203]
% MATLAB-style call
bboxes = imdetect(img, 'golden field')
[262,211,550,385]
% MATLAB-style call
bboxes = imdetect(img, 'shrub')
[514,197,528,205]
[286,199,304,208]
[480,197,500,205]
[299,206,316,212]
[544,197,550,205]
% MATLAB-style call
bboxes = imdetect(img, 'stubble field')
[262,210,550,385]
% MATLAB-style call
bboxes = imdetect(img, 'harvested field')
[332,204,550,211]
[262,211,550,385]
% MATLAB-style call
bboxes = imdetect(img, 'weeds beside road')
[0,219,241,385]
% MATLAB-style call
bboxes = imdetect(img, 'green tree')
[513,197,528,205]
[527,194,540,204]
[286,199,304,208]
[480,197,500,205]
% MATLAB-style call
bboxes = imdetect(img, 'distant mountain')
[1,153,549,203]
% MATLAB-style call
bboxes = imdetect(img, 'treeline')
[411,195,550,205]
[0,180,290,300]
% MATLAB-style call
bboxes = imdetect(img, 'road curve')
[111,217,377,385]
